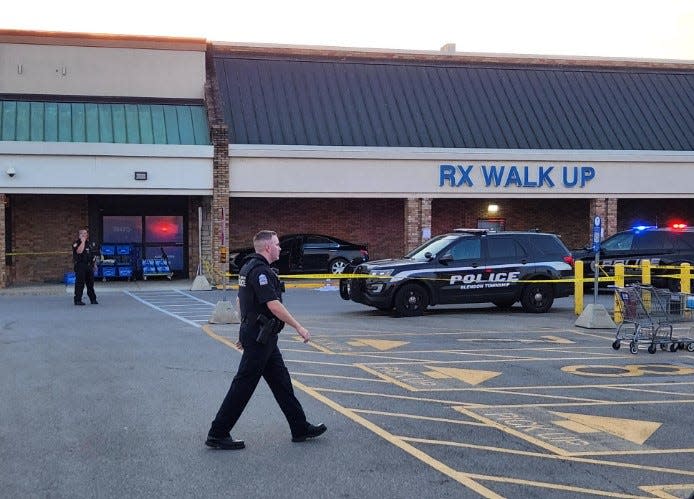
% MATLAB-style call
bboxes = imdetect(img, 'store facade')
[1,30,693,287]
[0,30,212,286]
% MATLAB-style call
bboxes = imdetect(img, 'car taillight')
[564,255,574,266]
[360,249,369,258]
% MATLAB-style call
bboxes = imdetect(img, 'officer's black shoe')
[205,434,245,450]
[292,423,327,442]
[74,301,85,306]
[91,300,98,305]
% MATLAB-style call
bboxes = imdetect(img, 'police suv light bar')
[453,228,490,234]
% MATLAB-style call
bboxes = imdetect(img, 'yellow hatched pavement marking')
[290,379,504,499]
[202,325,502,498]
[453,406,572,456]
[550,412,662,445]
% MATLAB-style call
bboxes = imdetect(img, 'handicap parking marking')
[454,406,664,456]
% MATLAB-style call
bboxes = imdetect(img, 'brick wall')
[432,198,590,250]
[229,198,404,260]
[9,194,87,283]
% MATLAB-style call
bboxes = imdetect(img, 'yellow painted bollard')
[681,262,691,294]
[613,263,625,324]
[574,260,584,316]
[641,260,651,312]
[641,259,651,285]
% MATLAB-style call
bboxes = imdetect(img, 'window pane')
[635,232,670,251]
[603,233,634,251]
[487,238,519,259]
[531,235,564,256]
[305,236,331,245]
[103,216,143,243]
[450,239,481,260]
[145,216,183,243]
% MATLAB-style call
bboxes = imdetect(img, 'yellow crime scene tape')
[223,272,598,284]
[4,253,687,285]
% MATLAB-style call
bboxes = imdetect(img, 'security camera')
[6,167,16,178]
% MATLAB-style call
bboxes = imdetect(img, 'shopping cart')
[613,284,694,354]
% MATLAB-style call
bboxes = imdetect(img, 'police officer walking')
[206,230,326,450]
[72,227,98,306]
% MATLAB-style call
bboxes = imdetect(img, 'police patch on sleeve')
[258,273,269,286]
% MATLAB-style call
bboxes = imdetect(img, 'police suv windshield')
[405,235,459,261]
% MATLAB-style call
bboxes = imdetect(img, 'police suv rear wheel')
[394,283,428,317]
[520,283,554,313]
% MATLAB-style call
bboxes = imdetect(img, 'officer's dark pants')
[210,325,308,438]
[74,262,97,304]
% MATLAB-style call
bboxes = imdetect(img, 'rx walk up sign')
[438,164,596,189]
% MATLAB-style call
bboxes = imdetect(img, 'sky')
[4,0,694,60]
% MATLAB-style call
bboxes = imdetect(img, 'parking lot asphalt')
[1,283,693,498]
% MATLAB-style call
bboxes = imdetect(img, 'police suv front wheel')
[520,284,554,313]
[394,283,429,317]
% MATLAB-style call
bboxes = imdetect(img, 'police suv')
[341,229,574,316]
[573,224,694,291]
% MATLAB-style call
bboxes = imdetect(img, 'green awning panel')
[0,100,210,145]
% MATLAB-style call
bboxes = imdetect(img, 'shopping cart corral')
[613,284,694,354]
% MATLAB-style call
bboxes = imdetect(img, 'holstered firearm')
[255,313,285,345]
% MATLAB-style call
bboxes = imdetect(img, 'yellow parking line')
[313,387,694,410]
[290,372,389,383]
[350,409,488,427]
[603,386,694,397]
[460,472,646,499]
[473,399,694,409]
[398,436,694,477]
[474,388,606,403]
[571,448,694,457]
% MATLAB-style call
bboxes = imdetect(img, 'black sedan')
[230,234,368,274]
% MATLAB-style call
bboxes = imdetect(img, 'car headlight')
[369,269,394,278]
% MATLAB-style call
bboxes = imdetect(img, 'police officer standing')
[72,227,98,306]
[206,230,326,450]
